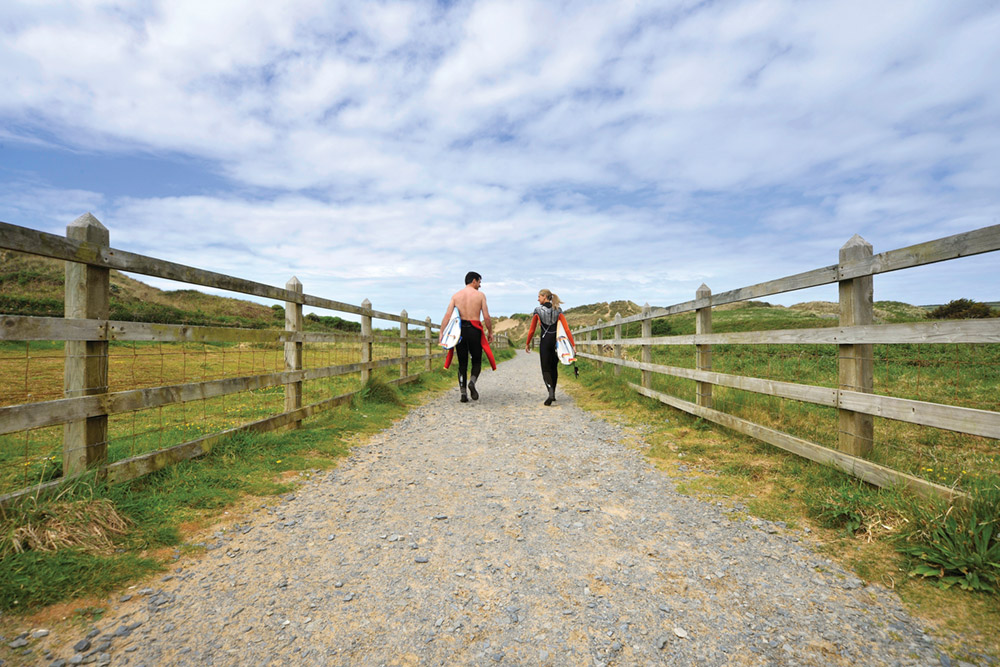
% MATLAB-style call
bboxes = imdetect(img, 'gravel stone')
[66,352,947,665]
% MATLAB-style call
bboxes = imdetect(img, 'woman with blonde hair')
[525,289,576,405]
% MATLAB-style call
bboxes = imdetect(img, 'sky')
[2,0,999,324]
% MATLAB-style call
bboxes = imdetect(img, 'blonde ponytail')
[539,289,562,310]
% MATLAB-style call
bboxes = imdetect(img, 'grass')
[564,356,1000,663]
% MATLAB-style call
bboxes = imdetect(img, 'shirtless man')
[440,271,495,402]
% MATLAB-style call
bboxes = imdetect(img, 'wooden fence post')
[614,312,622,377]
[63,213,110,476]
[838,235,874,457]
[425,317,432,372]
[361,299,373,385]
[641,303,652,390]
[284,276,303,430]
[696,284,713,409]
[596,319,603,371]
[400,310,409,379]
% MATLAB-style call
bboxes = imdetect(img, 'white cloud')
[1,0,998,318]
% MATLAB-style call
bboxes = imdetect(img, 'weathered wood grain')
[838,235,874,457]
[63,214,110,475]
[285,277,303,429]
[1,315,447,344]
[839,224,1000,280]
[573,319,1000,346]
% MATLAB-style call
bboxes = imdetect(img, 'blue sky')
[2,1,999,323]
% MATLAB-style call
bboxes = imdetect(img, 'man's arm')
[480,294,493,340]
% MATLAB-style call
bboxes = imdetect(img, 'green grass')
[0,549,160,611]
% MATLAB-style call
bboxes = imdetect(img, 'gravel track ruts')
[46,351,945,666]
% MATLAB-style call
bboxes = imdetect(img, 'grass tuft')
[0,498,130,558]
[357,376,404,406]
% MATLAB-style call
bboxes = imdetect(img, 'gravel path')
[41,351,947,666]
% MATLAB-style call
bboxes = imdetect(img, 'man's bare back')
[440,277,492,342]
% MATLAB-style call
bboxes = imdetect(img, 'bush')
[926,299,995,320]
[304,312,360,332]
[898,481,1000,593]
[651,319,674,336]
[0,295,63,317]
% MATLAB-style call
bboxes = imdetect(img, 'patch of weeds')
[72,606,106,623]
[899,479,1000,593]
[747,496,798,526]
[804,480,907,542]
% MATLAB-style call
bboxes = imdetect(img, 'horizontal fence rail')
[0,214,503,505]
[573,227,1000,501]
[574,224,1000,334]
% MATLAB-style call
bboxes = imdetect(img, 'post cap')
[841,234,871,251]
[67,212,109,243]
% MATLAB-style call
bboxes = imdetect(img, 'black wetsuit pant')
[456,321,482,387]
[539,330,558,389]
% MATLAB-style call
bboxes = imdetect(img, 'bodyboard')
[556,319,576,364]
[440,309,462,349]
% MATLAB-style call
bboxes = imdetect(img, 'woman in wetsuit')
[525,289,576,406]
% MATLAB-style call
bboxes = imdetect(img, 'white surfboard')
[440,309,461,349]
[556,319,576,364]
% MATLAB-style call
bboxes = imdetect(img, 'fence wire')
[583,332,1000,491]
[1,328,445,497]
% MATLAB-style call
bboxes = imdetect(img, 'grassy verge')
[0,347,514,626]
[563,358,1000,664]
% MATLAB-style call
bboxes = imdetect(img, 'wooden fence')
[0,214,505,504]
[573,226,1000,500]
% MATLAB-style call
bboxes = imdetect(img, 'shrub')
[926,299,995,320]
[651,319,674,336]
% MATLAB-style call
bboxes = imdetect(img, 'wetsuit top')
[534,304,560,336]
[526,305,576,347]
